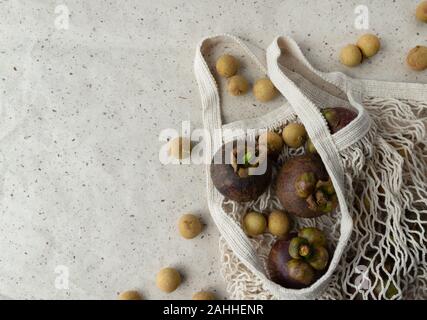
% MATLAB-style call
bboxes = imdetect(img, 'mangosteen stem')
[242,151,252,166]
[299,244,311,257]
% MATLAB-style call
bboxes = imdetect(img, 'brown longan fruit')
[282,123,307,148]
[227,75,249,96]
[156,267,181,293]
[178,214,202,239]
[243,211,267,237]
[416,1,427,23]
[357,34,380,58]
[192,291,216,300]
[216,54,239,78]
[118,290,143,300]
[268,210,290,237]
[340,44,363,67]
[168,137,191,160]
[253,78,278,102]
[407,46,427,71]
[258,131,284,155]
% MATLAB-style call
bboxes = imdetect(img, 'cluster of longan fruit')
[243,210,290,238]
[259,122,311,156]
[216,54,278,102]
[340,1,427,71]
[340,33,381,67]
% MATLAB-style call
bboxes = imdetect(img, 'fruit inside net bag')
[195,34,427,300]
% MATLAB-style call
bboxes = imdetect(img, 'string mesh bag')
[194,34,427,300]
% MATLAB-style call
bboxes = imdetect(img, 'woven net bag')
[194,34,427,300]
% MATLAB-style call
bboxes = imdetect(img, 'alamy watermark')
[54,4,70,30]
[354,5,369,30]
[54,265,70,290]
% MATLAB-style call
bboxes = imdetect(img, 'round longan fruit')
[282,123,307,148]
[192,291,216,300]
[407,46,427,71]
[253,78,278,102]
[268,210,290,237]
[216,54,239,78]
[118,290,143,300]
[340,44,362,67]
[357,34,380,58]
[258,131,284,155]
[178,214,202,239]
[156,267,181,293]
[168,137,191,160]
[243,211,267,237]
[227,75,249,96]
[416,1,427,23]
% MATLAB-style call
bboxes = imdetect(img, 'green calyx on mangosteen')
[306,182,338,214]
[308,246,329,271]
[289,237,310,259]
[287,259,314,286]
[268,227,330,289]
[295,172,316,198]
[276,154,337,218]
[298,227,327,247]
[210,140,272,203]
[322,107,358,134]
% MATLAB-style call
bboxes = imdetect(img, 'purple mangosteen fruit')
[267,228,330,289]
[210,140,272,203]
[276,154,337,218]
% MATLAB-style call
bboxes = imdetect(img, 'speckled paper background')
[0,0,425,299]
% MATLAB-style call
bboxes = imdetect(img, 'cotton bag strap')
[194,34,269,282]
